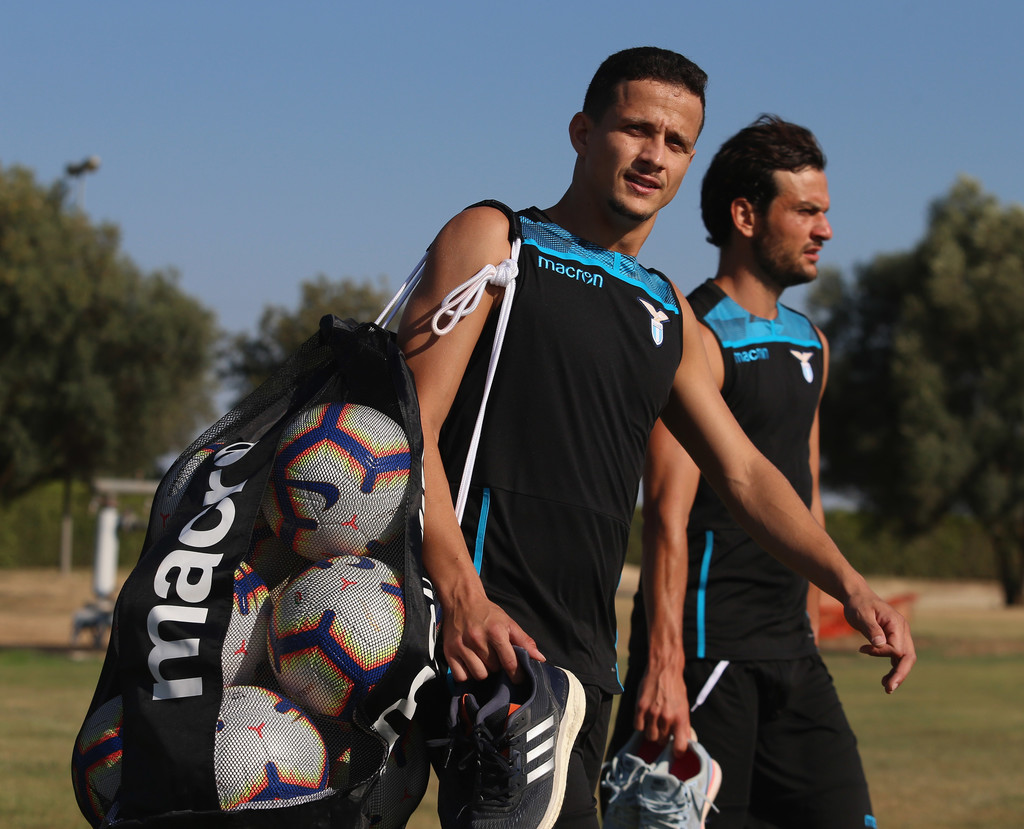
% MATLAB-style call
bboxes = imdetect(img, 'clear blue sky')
[4,1,1022,337]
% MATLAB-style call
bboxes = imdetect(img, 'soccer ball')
[71,695,123,825]
[267,556,405,720]
[214,685,329,811]
[261,403,411,562]
[222,561,272,686]
[247,513,307,589]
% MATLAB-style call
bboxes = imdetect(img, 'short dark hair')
[700,114,826,248]
[583,46,708,127]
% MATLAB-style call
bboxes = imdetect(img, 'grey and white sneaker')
[601,730,663,829]
[435,647,585,829]
[639,736,721,829]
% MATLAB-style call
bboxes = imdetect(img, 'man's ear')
[731,197,758,239]
[568,111,593,156]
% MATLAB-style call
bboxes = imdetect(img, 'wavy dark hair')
[582,46,707,131]
[701,114,826,248]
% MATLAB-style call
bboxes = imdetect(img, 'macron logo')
[537,255,604,288]
[734,347,769,364]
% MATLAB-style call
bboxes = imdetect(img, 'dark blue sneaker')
[435,647,585,829]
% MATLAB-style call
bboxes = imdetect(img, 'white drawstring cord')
[374,239,521,524]
[431,240,520,521]
[450,250,519,520]
[430,239,521,336]
[691,660,730,712]
[376,252,428,329]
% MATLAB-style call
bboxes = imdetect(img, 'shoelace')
[639,786,696,829]
[428,720,523,809]
[639,781,718,829]
[602,756,648,804]
[469,724,523,807]
[601,755,652,829]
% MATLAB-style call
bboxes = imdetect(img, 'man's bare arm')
[397,205,543,682]
[660,297,915,693]
[637,322,724,745]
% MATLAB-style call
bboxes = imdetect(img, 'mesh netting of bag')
[72,317,438,829]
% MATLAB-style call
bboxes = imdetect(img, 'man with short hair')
[608,115,877,828]
[398,53,911,829]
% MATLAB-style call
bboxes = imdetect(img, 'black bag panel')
[118,435,285,818]
[73,315,439,828]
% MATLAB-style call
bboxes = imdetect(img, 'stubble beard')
[751,230,815,290]
[608,195,656,225]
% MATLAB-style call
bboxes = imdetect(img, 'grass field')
[4,577,1023,828]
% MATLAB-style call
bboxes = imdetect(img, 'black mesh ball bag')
[71,316,439,829]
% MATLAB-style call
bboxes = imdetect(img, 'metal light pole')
[65,155,101,209]
[58,155,101,575]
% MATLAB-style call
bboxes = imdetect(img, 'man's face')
[751,168,832,288]
[577,79,704,226]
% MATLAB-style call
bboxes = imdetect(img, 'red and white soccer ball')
[221,561,272,686]
[261,402,411,562]
[214,685,329,811]
[71,695,123,825]
[267,555,405,720]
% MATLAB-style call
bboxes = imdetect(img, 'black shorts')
[608,654,874,829]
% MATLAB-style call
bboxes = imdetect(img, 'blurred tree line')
[809,176,1024,605]
[0,164,219,501]
[3,162,1023,606]
[0,163,387,569]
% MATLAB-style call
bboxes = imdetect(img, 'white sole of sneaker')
[536,668,586,829]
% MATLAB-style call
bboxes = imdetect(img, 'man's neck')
[543,188,657,258]
[712,259,783,320]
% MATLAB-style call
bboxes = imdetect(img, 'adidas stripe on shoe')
[435,647,585,829]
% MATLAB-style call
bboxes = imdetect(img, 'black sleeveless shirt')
[684,279,824,660]
[438,202,684,690]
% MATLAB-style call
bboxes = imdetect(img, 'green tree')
[0,164,218,510]
[810,177,1024,604]
[221,273,392,397]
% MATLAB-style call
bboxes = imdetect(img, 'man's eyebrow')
[618,115,695,150]
[670,129,695,150]
[797,199,828,212]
